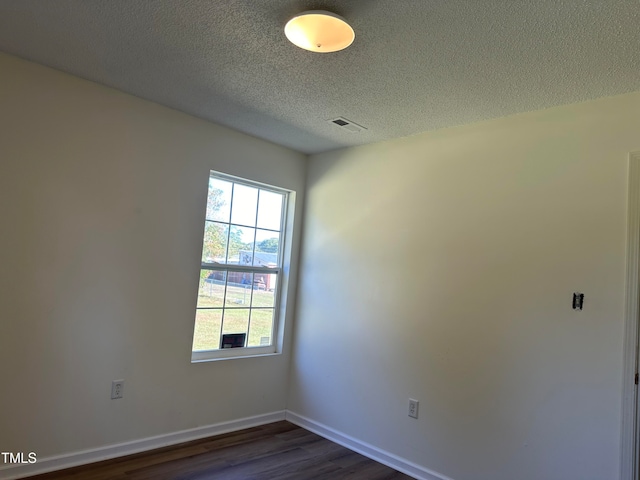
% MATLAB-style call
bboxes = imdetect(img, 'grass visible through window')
[192,281,275,350]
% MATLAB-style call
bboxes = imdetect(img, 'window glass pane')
[251,274,276,307]
[257,190,283,231]
[254,230,279,267]
[202,221,228,263]
[221,308,250,343]
[228,226,255,264]
[197,270,226,308]
[206,178,233,222]
[192,309,222,351]
[247,309,274,347]
[230,184,258,227]
[225,271,253,305]
[193,172,289,359]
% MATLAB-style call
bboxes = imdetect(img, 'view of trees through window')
[192,174,286,355]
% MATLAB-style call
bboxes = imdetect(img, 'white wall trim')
[0,411,286,480]
[621,152,640,480]
[285,411,454,480]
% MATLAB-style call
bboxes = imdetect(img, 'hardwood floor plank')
[22,421,413,480]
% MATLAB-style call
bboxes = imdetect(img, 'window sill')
[191,349,281,363]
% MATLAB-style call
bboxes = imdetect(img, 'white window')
[191,171,289,361]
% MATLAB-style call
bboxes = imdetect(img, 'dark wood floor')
[24,421,413,480]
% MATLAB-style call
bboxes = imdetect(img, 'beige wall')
[289,91,640,480]
[3,49,640,480]
[0,53,306,458]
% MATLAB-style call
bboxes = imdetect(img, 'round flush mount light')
[284,10,355,53]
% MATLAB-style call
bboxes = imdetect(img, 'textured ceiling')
[0,1,639,154]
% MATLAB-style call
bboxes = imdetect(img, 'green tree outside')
[257,237,279,253]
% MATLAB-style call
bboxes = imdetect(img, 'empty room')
[2,2,640,480]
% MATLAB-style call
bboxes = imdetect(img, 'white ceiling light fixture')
[284,10,355,53]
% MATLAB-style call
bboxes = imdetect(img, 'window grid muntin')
[203,173,286,268]
[195,266,279,351]
[205,219,281,235]
[195,307,275,311]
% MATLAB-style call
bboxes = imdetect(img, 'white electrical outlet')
[409,398,419,418]
[111,380,124,399]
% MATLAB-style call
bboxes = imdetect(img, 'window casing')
[191,171,290,362]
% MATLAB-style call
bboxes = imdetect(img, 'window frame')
[191,171,291,362]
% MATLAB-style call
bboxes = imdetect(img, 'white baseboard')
[285,411,454,480]
[0,411,286,480]
[0,410,452,480]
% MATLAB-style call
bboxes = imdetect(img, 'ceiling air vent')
[328,117,367,133]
